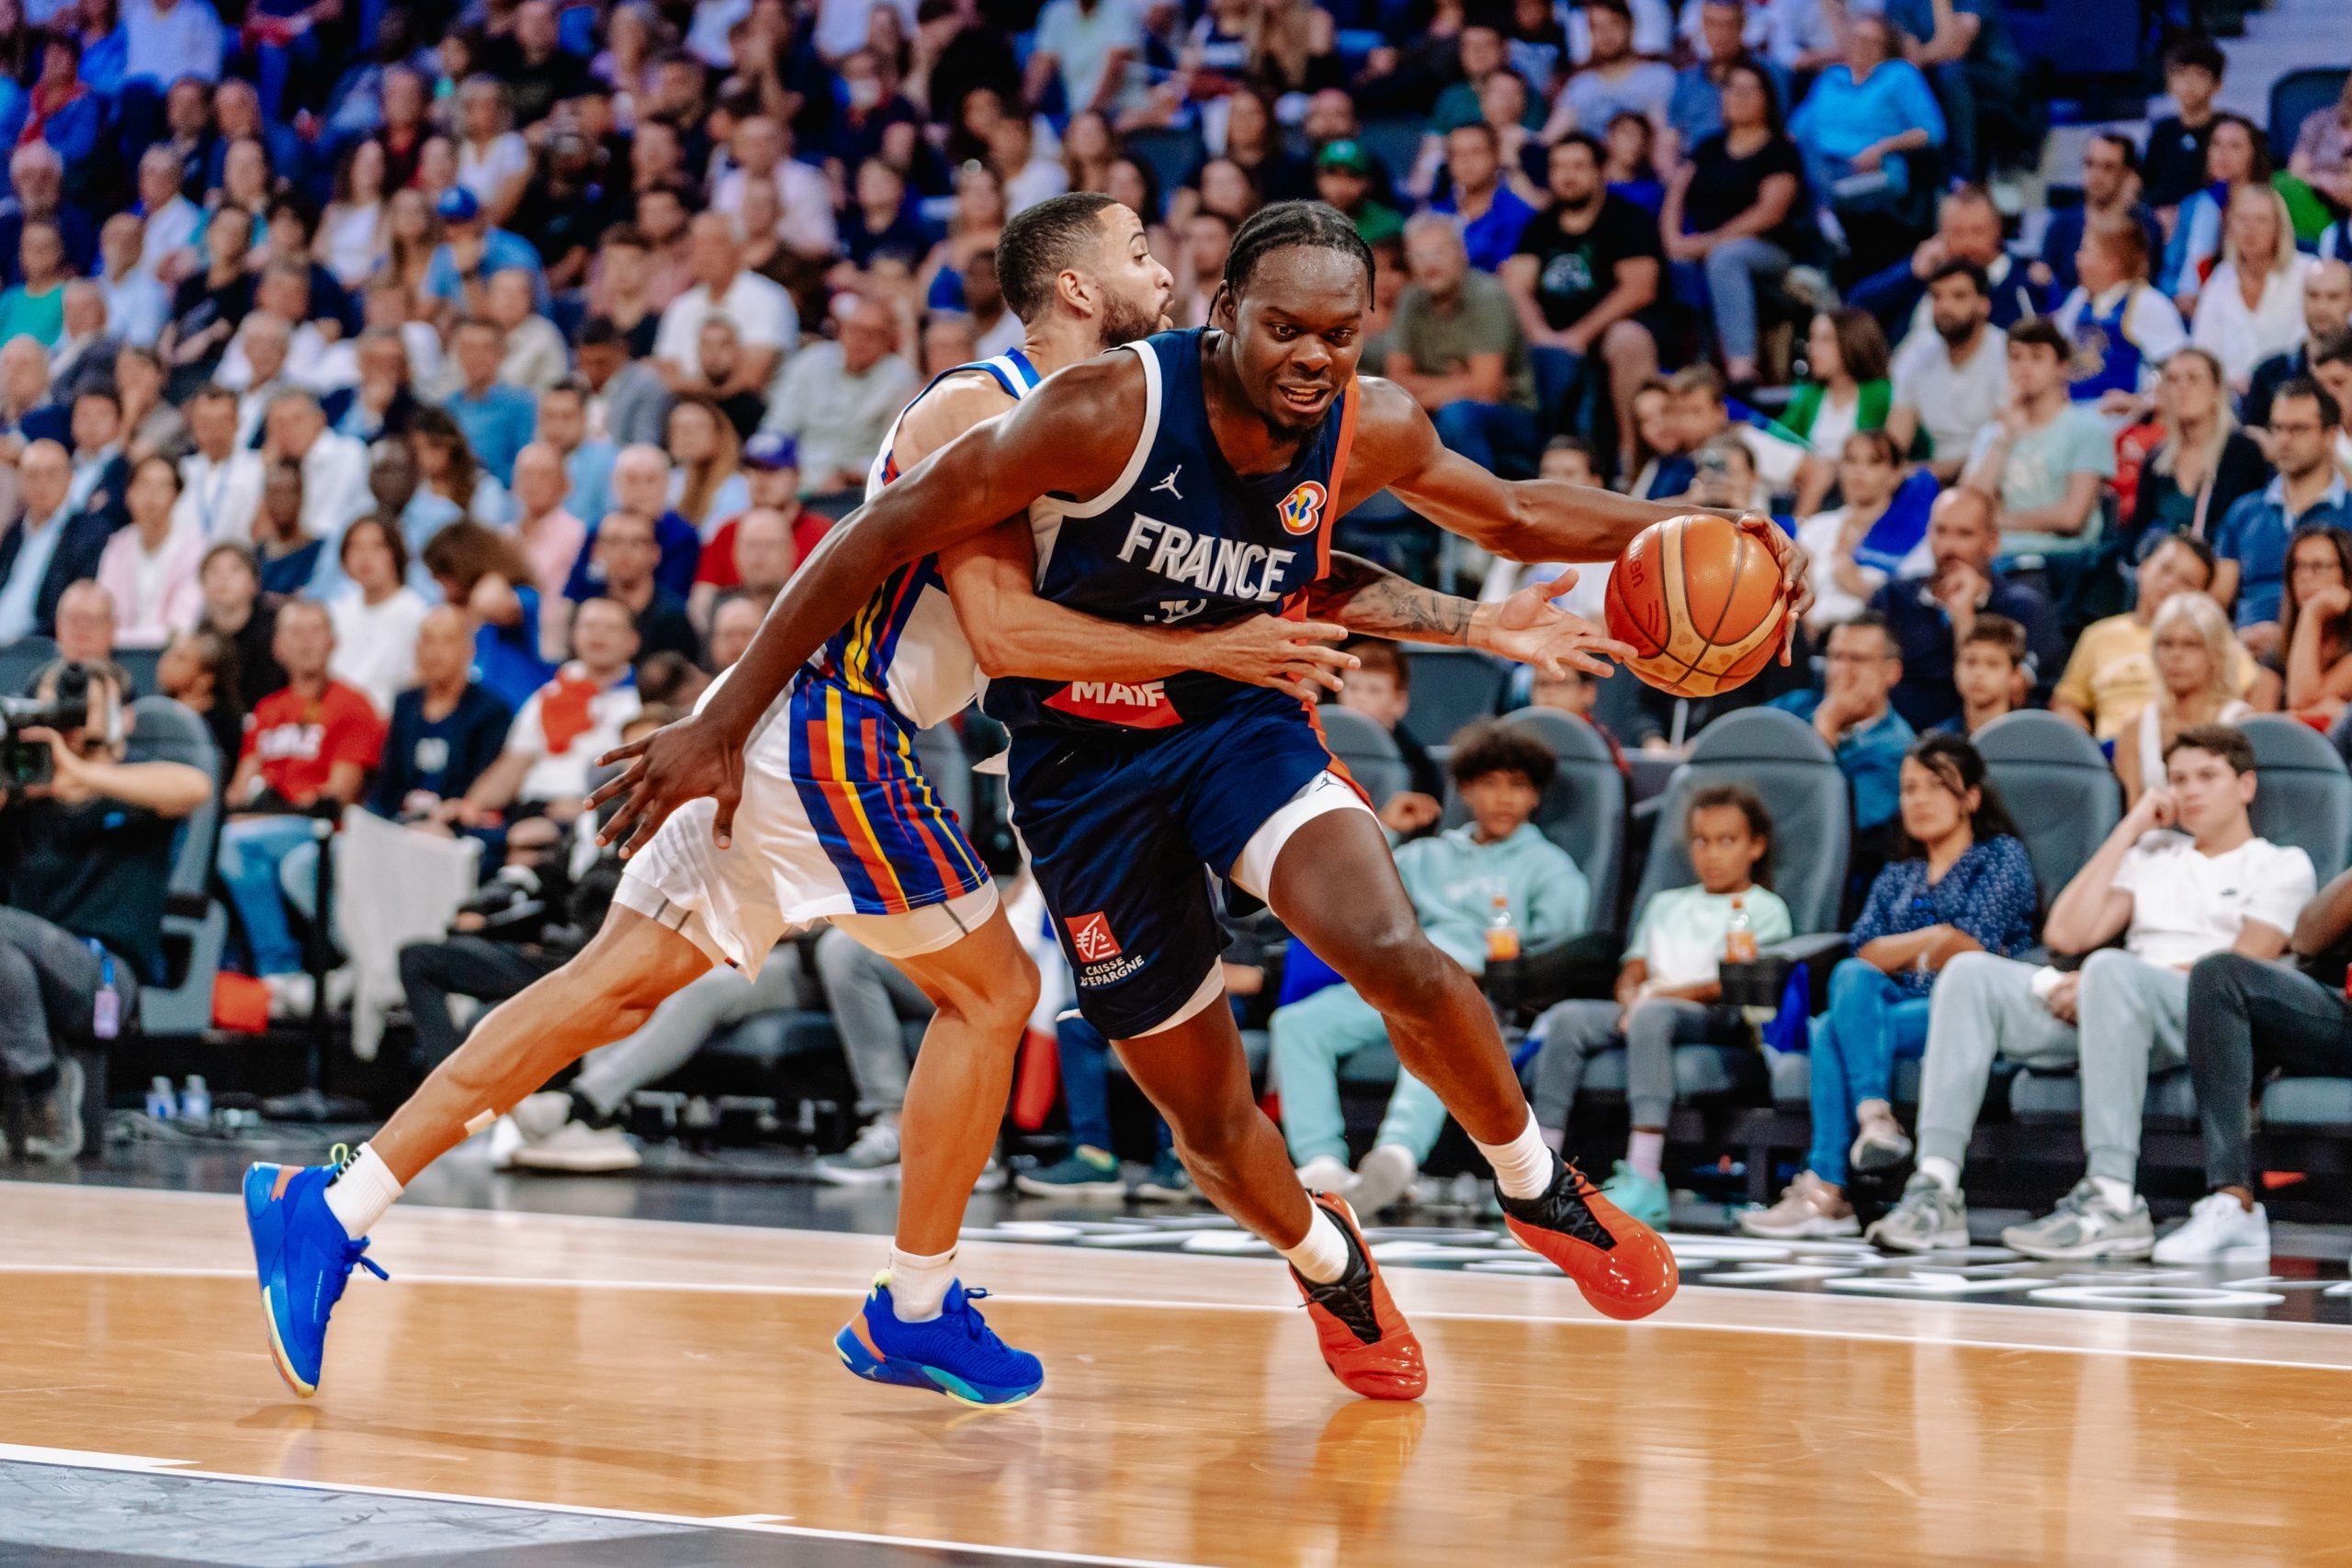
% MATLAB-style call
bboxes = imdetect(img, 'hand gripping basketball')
[1604,513,1808,699]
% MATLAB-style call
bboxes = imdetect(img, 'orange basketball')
[1603,513,1790,699]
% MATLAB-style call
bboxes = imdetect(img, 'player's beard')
[1097,293,1163,351]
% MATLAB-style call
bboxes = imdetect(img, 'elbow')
[966,627,1019,680]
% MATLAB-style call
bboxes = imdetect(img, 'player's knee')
[1166,1094,1258,1176]
[932,963,1038,1043]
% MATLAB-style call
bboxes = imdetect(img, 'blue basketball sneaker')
[834,1275,1043,1406]
[243,1158,389,1397]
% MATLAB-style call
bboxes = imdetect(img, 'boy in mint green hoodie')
[1273,723,1589,1216]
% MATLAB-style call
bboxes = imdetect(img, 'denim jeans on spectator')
[1690,237,1795,367]
[2183,953,2352,1193]
[1272,983,1447,1168]
[813,926,933,1119]
[0,907,138,1087]
[1431,400,1543,479]
[1057,1012,1172,1158]
[1805,958,1930,1186]
[220,815,322,977]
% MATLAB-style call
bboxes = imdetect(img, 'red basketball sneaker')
[1498,1156,1679,1321]
[1288,1192,1428,1401]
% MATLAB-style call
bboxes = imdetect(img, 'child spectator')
[2141,36,2225,217]
[1532,785,1790,1224]
[1960,316,2113,560]
[1939,615,2028,737]
[1745,735,2036,1238]
[1275,723,1589,1215]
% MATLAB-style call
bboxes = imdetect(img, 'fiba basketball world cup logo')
[1277,481,1328,536]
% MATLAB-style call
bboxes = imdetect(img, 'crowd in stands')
[1,0,2351,1258]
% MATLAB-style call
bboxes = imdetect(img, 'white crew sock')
[1626,1130,1666,1182]
[2090,1176,2136,1213]
[1476,1112,1553,1200]
[1281,1207,1351,1284]
[322,1144,402,1237]
[887,1246,956,1321]
[1917,1156,1962,1193]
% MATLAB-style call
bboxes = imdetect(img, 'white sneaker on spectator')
[1295,1156,1351,1194]
[512,1121,642,1173]
[1865,1172,1971,1253]
[2001,1178,2154,1261]
[2152,1191,2270,1265]
[971,1156,1007,1193]
[487,1092,571,1171]
[20,1058,85,1163]
[1739,1171,1860,1238]
[264,973,316,1020]
[1342,1144,1419,1216]
[815,1121,902,1185]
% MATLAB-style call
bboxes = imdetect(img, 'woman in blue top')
[1788,14,1945,217]
[1743,733,2037,1237]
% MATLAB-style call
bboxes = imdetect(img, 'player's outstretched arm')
[589,356,1142,857]
[1302,551,1636,679]
[940,522,1363,701]
[1338,377,1814,650]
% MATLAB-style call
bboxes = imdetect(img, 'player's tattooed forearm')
[1309,553,1475,642]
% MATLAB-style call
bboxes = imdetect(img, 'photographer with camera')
[0,660,211,1159]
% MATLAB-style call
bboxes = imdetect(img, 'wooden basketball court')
[3,1179,2346,1566]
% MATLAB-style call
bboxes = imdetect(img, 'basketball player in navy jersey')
[238,194,1621,1408]
[601,202,1815,1400]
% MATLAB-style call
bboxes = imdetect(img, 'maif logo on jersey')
[1067,911,1122,964]
[1276,480,1328,536]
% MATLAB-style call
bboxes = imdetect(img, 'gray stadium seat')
[115,646,161,697]
[1405,648,1508,749]
[1459,706,1625,910]
[124,696,226,1037]
[2269,67,2349,163]
[0,635,58,694]
[1634,707,1850,935]
[2261,1077,2352,1129]
[2243,716,2352,883]
[2008,1065,2200,1125]
[1974,709,2120,905]
[1314,704,1410,807]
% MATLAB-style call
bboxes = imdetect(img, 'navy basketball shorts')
[1006,691,1374,1040]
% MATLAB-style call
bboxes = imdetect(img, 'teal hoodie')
[1394,821,1589,975]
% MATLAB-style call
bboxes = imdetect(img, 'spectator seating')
[1555,708,1852,1120]
[1125,128,1206,210]
[0,637,59,694]
[2243,716,2352,884]
[127,696,227,1041]
[1316,704,1411,807]
[684,1003,922,1147]
[115,648,161,699]
[2268,66,2349,163]
[1973,710,2122,907]
[1404,649,1508,750]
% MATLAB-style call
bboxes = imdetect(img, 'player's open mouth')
[1277,384,1330,414]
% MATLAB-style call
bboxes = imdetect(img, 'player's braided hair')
[995,191,1122,322]
[1219,199,1375,302]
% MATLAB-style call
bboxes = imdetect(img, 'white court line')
[0,1443,1218,1568]
[9,1262,2352,1374]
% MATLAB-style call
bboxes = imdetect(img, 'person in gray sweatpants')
[1869,724,2313,1260]
[809,924,937,1183]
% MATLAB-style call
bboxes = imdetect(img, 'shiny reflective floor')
[4,1183,2349,1567]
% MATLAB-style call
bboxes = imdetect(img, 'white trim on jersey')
[1029,339,1163,581]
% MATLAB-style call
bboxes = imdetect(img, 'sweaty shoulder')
[1340,375,1440,492]
[1002,347,1151,502]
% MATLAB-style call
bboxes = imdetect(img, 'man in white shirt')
[461,596,643,823]
[174,384,264,540]
[758,294,919,494]
[95,213,169,349]
[708,116,837,260]
[1024,0,1143,120]
[652,212,797,401]
[1886,260,2008,480]
[1873,724,2315,1258]
[220,263,355,396]
[264,389,371,546]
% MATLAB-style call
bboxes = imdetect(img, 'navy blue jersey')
[982,327,1358,734]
